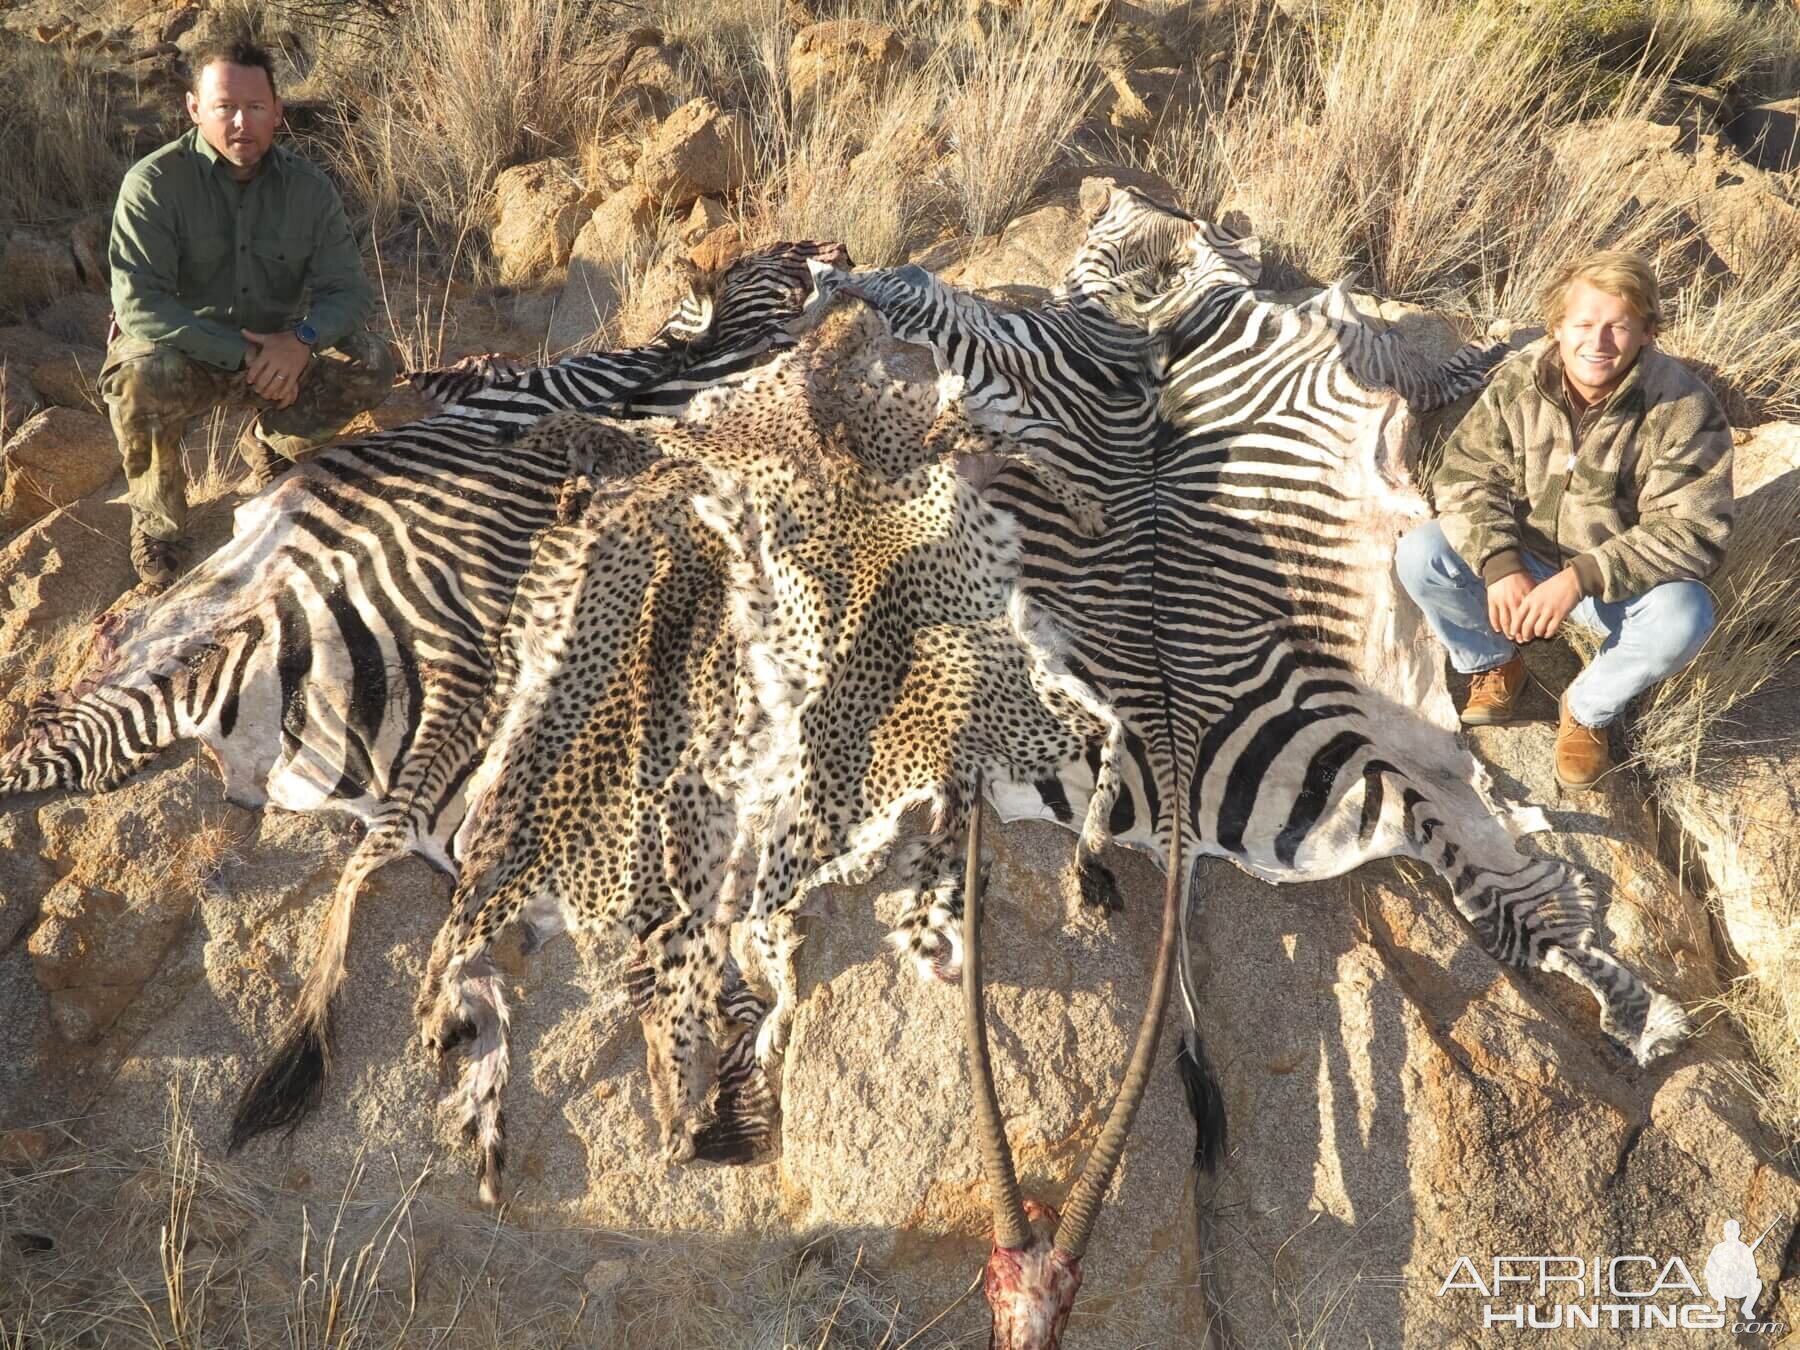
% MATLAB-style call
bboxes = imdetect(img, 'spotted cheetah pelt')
[416,344,1127,1198]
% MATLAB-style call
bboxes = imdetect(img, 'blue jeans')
[1394,521,1715,727]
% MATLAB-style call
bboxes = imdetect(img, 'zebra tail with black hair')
[1174,847,1226,1173]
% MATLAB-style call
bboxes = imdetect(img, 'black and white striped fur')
[0,242,851,1151]
[814,182,1690,1174]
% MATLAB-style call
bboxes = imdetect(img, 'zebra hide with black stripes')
[0,241,850,1151]
[811,181,1690,1177]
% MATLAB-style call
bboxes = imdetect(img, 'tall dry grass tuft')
[750,76,949,268]
[1547,0,1800,94]
[1194,0,1611,301]
[320,0,607,267]
[1597,478,1800,790]
[1701,949,1800,1153]
[0,40,143,230]
[1660,232,1800,426]
[938,10,1099,239]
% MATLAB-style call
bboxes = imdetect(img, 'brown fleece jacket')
[1433,337,1734,603]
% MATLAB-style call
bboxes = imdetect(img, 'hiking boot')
[130,529,178,590]
[238,425,285,492]
[1555,695,1613,789]
[1459,654,1526,726]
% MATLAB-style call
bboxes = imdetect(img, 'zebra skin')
[401,182,1690,1201]
[0,240,850,1148]
[811,181,1691,1173]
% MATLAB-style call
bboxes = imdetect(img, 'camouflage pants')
[99,330,397,541]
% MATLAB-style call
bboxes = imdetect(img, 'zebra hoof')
[1630,992,1692,1066]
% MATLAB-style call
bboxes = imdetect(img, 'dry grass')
[178,405,262,506]
[1543,0,1800,94]
[1660,233,1800,426]
[938,10,1100,239]
[1600,477,1800,788]
[748,75,950,268]
[0,1080,965,1349]
[0,39,143,233]
[310,0,609,269]
[1133,0,1678,304]
[1700,959,1800,1155]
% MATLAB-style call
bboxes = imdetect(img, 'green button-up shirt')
[109,128,374,371]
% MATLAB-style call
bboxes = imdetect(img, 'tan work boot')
[1555,695,1613,789]
[129,528,178,591]
[1459,653,1526,726]
[238,424,284,492]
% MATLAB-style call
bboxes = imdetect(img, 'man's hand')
[1511,568,1584,642]
[1485,572,1535,642]
[243,329,312,409]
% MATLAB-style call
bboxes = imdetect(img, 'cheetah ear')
[951,451,1107,539]
[950,449,1005,493]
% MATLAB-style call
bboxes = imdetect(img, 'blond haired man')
[1395,251,1733,788]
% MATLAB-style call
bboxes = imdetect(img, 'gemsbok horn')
[961,777,1186,1348]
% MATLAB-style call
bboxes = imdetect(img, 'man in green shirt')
[102,36,396,588]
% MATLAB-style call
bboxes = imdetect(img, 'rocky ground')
[2,1,1799,1346]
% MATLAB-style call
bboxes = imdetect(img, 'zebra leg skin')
[692,965,781,1164]
[1388,778,1691,1066]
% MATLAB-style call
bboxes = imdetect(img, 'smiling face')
[1553,277,1654,403]
[186,61,281,179]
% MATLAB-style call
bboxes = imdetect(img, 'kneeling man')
[1396,250,1733,789]
[103,36,396,588]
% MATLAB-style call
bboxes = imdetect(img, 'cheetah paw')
[660,1121,700,1165]
[420,1002,474,1056]
[754,1013,790,1069]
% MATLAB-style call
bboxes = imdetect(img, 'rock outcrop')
[0,230,80,318]
[787,20,912,126]
[633,97,754,209]
[2,345,1796,1350]
[0,406,117,535]
[489,159,601,286]
[551,185,660,352]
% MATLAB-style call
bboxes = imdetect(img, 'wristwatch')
[295,320,318,346]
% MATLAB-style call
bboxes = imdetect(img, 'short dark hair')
[188,36,279,100]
